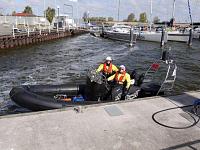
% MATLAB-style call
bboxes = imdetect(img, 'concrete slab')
[0,91,200,150]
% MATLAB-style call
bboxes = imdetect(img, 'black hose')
[152,105,200,129]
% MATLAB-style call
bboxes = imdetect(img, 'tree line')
[6,5,161,24]
[123,12,160,23]
[83,11,161,24]
[10,6,56,24]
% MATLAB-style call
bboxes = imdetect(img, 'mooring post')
[129,26,135,47]
[12,24,15,38]
[160,28,165,48]
[28,27,30,37]
[101,23,105,38]
[49,23,51,34]
[188,28,193,47]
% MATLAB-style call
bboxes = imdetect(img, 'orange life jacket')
[103,63,112,74]
[115,71,126,83]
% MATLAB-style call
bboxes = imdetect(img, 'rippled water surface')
[0,34,200,115]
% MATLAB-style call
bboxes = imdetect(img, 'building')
[52,14,76,30]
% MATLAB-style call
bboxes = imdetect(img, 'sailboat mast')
[172,0,176,19]
[117,0,120,21]
[150,0,152,31]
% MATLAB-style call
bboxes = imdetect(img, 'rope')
[152,105,200,129]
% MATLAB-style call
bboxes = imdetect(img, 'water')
[0,34,200,115]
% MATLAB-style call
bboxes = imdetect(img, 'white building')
[52,14,76,30]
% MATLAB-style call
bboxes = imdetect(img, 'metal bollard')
[160,28,165,48]
[129,27,135,47]
[188,29,193,47]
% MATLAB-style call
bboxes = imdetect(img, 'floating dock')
[0,29,88,50]
[0,91,200,150]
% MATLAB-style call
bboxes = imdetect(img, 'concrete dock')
[0,91,200,150]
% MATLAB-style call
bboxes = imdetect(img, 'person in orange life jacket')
[96,56,118,78]
[107,65,131,100]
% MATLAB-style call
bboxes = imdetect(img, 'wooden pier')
[0,29,88,50]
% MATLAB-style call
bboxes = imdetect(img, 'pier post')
[129,27,135,47]
[188,29,193,47]
[101,23,105,38]
[160,28,165,48]
[28,27,30,37]
[12,25,15,38]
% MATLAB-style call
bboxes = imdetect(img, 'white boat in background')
[166,0,190,43]
[89,26,102,37]
[167,31,190,42]
[193,28,200,39]
[111,24,130,33]
[136,31,168,43]
[103,24,137,45]
[135,0,167,43]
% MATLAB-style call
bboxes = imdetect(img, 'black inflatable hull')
[10,84,101,111]
[10,82,163,111]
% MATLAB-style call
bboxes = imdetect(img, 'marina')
[0,0,200,149]
[0,34,200,115]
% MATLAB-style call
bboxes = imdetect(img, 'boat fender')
[73,96,85,102]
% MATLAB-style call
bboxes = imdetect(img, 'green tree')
[127,13,135,22]
[12,11,16,16]
[153,16,160,24]
[23,6,33,14]
[45,7,55,24]
[139,12,147,23]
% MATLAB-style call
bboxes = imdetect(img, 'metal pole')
[150,0,152,32]
[57,6,59,34]
[12,24,15,38]
[63,4,73,19]
[160,28,165,48]
[117,0,120,21]
[188,28,193,47]
[77,2,79,27]
[49,22,51,33]
[129,27,135,47]
[172,0,176,19]
[44,0,46,29]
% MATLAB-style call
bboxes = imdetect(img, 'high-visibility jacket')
[108,71,131,89]
[96,63,118,74]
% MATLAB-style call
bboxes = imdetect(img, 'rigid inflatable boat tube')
[10,86,64,111]
[24,84,81,96]
[9,84,100,111]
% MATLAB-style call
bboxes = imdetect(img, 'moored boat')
[10,50,177,111]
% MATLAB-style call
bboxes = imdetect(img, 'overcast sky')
[1,0,200,22]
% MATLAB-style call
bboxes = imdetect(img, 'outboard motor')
[85,70,110,101]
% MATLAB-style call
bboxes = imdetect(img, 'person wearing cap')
[96,56,118,78]
[107,65,131,100]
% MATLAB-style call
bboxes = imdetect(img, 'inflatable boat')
[10,51,177,111]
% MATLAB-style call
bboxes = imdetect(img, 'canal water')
[0,34,200,115]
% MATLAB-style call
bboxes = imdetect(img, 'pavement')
[0,91,200,150]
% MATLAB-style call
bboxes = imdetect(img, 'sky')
[1,0,200,23]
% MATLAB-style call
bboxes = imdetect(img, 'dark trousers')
[109,80,129,100]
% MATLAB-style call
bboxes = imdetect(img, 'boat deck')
[0,91,200,150]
